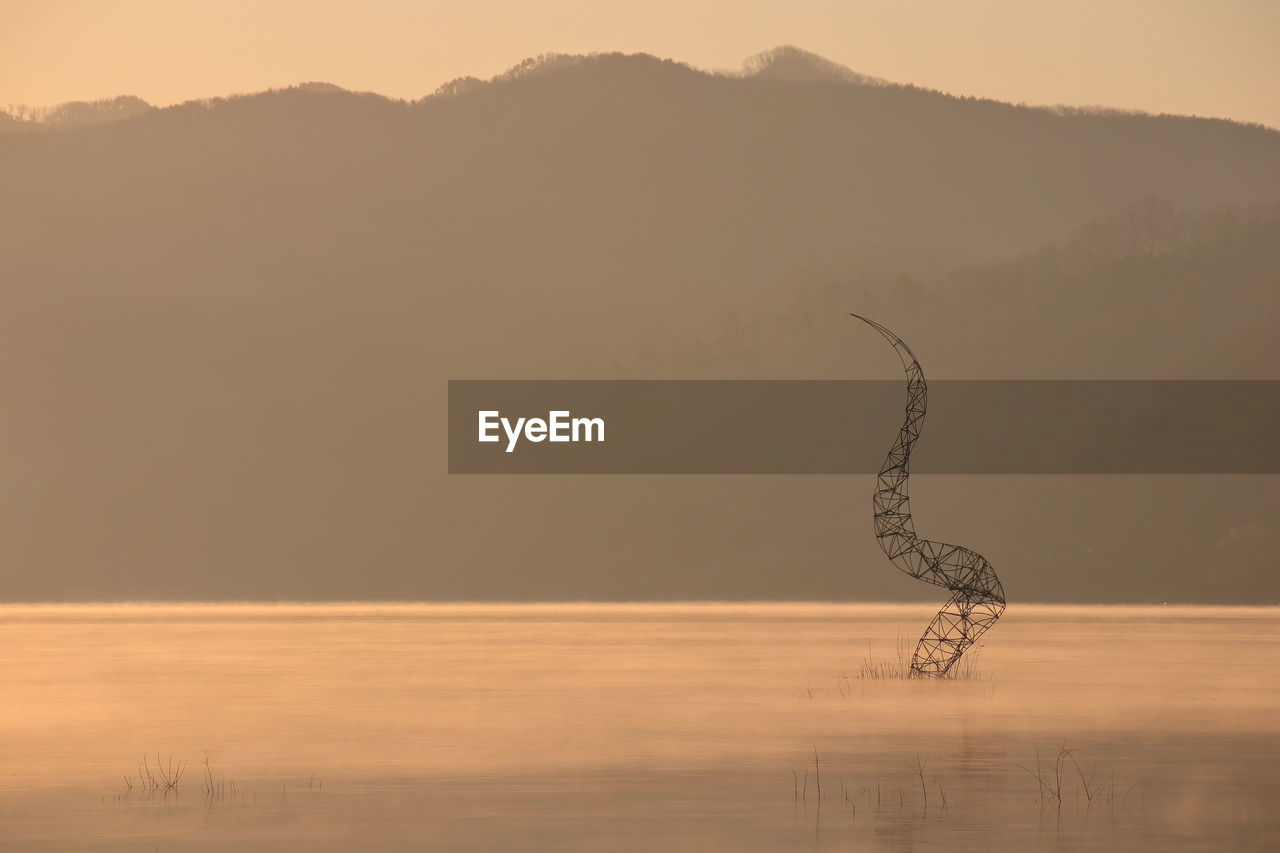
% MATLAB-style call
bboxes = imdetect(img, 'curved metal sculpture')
[852,314,1005,677]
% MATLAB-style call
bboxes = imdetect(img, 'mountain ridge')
[1,47,1278,603]
[5,48,1276,135]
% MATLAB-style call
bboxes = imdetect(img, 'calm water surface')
[1,603,1277,851]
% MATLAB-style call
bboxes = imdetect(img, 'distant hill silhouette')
[740,45,888,86]
[1,49,1277,603]
[0,94,154,131]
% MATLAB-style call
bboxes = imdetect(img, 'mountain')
[4,51,1278,365]
[649,199,1280,379]
[0,94,154,132]
[0,50,1278,603]
[740,45,888,86]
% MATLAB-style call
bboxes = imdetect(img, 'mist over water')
[3,602,1276,851]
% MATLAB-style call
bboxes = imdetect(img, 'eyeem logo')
[478,410,606,453]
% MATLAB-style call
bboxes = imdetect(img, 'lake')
[1,602,1277,851]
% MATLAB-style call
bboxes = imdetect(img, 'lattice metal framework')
[852,314,1006,677]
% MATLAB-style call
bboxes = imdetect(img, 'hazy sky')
[3,0,1279,128]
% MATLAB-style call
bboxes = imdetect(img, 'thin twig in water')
[813,745,822,802]
[910,755,929,813]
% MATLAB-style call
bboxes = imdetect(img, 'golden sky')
[3,0,1279,129]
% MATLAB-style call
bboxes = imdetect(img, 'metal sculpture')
[852,314,1005,676]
